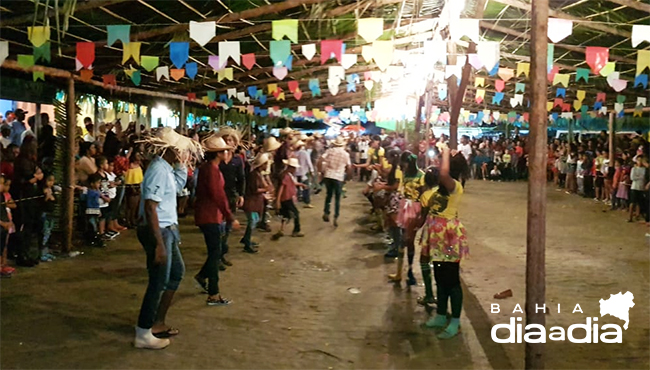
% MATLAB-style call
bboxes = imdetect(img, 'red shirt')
[113,155,129,176]
[280,172,297,202]
[194,162,233,225]
[0,162,13,181]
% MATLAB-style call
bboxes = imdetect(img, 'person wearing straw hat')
[241,153,272,253]
[134,127,202,350]
[260,137,282,232]
[293,140,315,208]
[318,136,351,227]
[272,157,307,240]
[194,135,240,306]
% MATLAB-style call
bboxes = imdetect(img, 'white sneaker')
[134,326,170,349]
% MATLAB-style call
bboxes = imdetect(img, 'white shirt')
[322,146,351,182]
[358,141,369,159]
[0,137,11,149]
[458,143,472,161]
[106,172,117,199]
[83,133,95,142]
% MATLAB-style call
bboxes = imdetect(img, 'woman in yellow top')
[124,152,144,228]
[372,149,403,259]
[388,151,425,286]
[418,146,469,339]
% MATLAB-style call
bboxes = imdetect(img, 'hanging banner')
[107,25,130,46]
[0,41,7,66]
[547,18,573,43]
[170,68,185,81]
[516,62,530,78]
[477,41,500,72]
[498,68,514,81]
[321,40,343,65]
[357,18,384,43]
[189,21,215,46]
[341,54,357,69]
[122,42,141,65]
[372,40,393,71]
[273,66,288,80]
[186,62,198,79]
[141,56,159,72]
[495,79,505,92]
[170,42,189,69]
[585,46,609,74]
[598,62,616,77]
[631,25,650,48]
[156,66,169,81]
[219,41,241,65]
[242,53,256,70]
[218,68,233,82]
[270,40,291,66]
[33,42,51,63]
[27,26,50,47]
[272,20,298,43]
[302,44,316,61]
[575,68,590,82]
[637,50,650,76]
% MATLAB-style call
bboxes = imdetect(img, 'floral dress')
[396,170,425,228]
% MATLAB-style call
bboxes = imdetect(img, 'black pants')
[323,178,343,219]
[280,200,300,233]
[433,261,463,318]
[584,176,594,198]
[197,224,222,296]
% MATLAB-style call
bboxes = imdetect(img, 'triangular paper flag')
[637,97,647,107]
[364,80,374,90]
[33,42,51,63]
[556,88,566,98]
[573,100,582,111]
[219,41,241,65]
[321,40,343,65]
[272,20,298,43]
[498,68,514,82]
[33,71,45,82]
[475,77,485,87]
[270,40,291,66]
[635,74,648,89]
[547,18,573,43]
[122,42,141,65]
[0,41,7,66]
[585,47,609,74]
[288,81,299,93]
[327,78,340,96]
[294,89,303,100]
[328,66,345,82]
[554,98,563,108]
[495,79,505,92]
[515,83,525,93]
[27,26,50,47]
[102,74,116,87]
[156,66,169,81]
[596,92,606,102]
[208,55,221,71]
[468,54,483,69]
[358,18,384,43]
[189,21,215,46]
[141,56,159,72]
[273,67,288,80]
[79,69,93,82]
[76,42,96,68]
[631,25,650,48]
[130,70,141,86]
[516,62,530,78]
[599,62,616,77]
[575,68,590,83]
[372,40,393,71]
[361,45,374,63]
[475,89,485,104]
[341,54,357,69]
[268,84,278,94]
[576,90,586,101]
[17,54,34,68]
[107,25,130,46]
[170,68,185,81]
[477,42,500,72]
[170,42,189,69]
[438,84,447,100]
[218,68,233,82]
[637,50,650,76]
[450,19,479,43]
[492,92,504,105]
[553,73,570,87]
[302,44,316,61]
[186,62,197,79]
[242,53,256,70]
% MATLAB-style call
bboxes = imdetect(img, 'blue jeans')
[323,178,343,218]
[41,212,54,248]
[197,224,222,296]
[242,212,259,248]
[297,175,311,204]
[136,224,185,329]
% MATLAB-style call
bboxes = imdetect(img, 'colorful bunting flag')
[33,71,45,82]
[185,62,197,80]
[576,90,586,101]
[438,84,447,100]
[170,42,189,69]
[107,25,130,46]
[468,54,483,69]
[357,18,384,43]
[80,69,93,82]
[634,74,648,89]
[219,41,241,65]
[477,41,500,72]
[17,54,34,68]
[208,55,221,71]
[141,56,159,72]
[495,80,505,92]
[302,44,316,61]
[341,54,357,69]
[273,66,288,80]
[122,42,141,65]
[631,25,650,48]
[75,42,94,68]
[0,41,7,66]
[553,73,569,87]
[321,40,343,65]
[170,68,185,81]
[637,50,650,76]
[547,18,573,43]
[492,92,504,105]
[27,26,50,47]
[156,66,169,81]
[102,74,117,87]
[515,83,525,93]
[596,92,606,102]
[288,81,299,93]
[575,68,590,83]
[599,62,616,77]
[556,88,566,98]
[218,68,233,82]
[585,47,609,74]
[272,20,298,43]
[547,65,559,83]
[475,89,485,104]
[450,19,479,43]
[474,77,485,87]
[130,70,141,86]
[516,62,530,78]
[189,21,215,46]
[498,68,514,82]
[242,53,256,70]
[270,40,291,67]
[547,43,554,72]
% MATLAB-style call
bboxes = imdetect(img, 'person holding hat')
[194,135,240,306]
[9,108,28,147]
[134,128,201,350]
[273,157,307,240]
[319,137,351,227]
[241,153,271,252]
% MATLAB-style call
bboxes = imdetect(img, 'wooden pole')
[608,112,615,164]
[180,100,186,134]
[35,103,42,140]
[63,78,76,253]
[93,96,99,137]
[135,104,141,136]
[526,0,548,368]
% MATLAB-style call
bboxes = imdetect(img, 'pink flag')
[495,79,505,92]
[321,40,343,65]
[554,98,563,108]
[547,66,559,83]
[294,89,303,100]
[288,80,299,92]
[596,92,606,102]
[208,55,220,70]
[242,53,256,70]
[585,47,609,74]
[273,67,288,80]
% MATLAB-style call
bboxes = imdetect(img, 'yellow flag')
[576,90,586,101]
[122,42,141,65]
[277,92,285,101]
[637,50,650,76]
[599,62,616,77]
[516,62,530,78]
[268,84,278,94]
[361,45,374,63]
[272,20,298,43]
[476,89,485,99]
[358,18,384,43]
[573,100,582,111]
[552,73,570,87]
[28,26,50,47]
[634,108,643,118]
[218,68,233,82]
[474,77,485,87]
[547,101,554,112]
[372,40,393,71]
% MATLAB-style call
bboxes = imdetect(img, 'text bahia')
[491,317,622,344]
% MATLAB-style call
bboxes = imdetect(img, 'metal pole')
[63,78,76,253]
[608,112,614,164]
[525,0,548,368]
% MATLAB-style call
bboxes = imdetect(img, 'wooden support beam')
[526,0,548,368]
[491,0,631,38]
[606,0,650,13]
[63,78,76,253]
[0,0,131,27]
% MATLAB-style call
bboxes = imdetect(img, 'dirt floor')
[1,180,648,369]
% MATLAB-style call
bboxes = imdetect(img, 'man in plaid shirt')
[319,137,351,227]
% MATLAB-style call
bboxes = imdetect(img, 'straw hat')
[138,127,204,162]
[294,140,306,148]
[252,153,271,169]
[279,127,293,136]
[202,135,233,152]
[283,158,301,168]
[300,134,314,142]
[215,126,242,146]
[263,136,282,152]
[313,133,323,139]
[332,136,347,147]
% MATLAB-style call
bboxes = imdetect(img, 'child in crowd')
[105,160,125,235]
[272,158,307,240]
[616,165,630,210]
[0,176,15,277]
[241,153,271,253]
[96,157,111,239]
[124,152,143,228]
[576,153,585,196]
[489,165,501,181]
[40,174,57,262]
[629,156,647,222]
[86,173,109,247]
[3,178,17,262]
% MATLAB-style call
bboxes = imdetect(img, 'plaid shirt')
[113,155,129,176]
[322,147,350,182]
